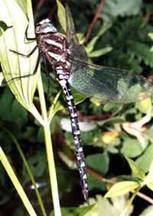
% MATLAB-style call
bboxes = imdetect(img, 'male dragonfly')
[9,4,153,200]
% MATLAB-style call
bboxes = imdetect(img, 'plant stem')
[0,147,37,216]
[16,140,47,216]
[37,76,61,216]
[0,125,47,216]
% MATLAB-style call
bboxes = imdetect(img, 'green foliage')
[50,205,94,216]
[1,0,153,215]
[0,88,27,125]
[102,0,142,21]
[136,145,153,172]
[86,152,109,174]
[121,138,144,158]
[105,180,140,198]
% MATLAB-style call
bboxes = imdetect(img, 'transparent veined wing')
[68,62,153,103]
[64,4,153,104]
[65,4,88,64]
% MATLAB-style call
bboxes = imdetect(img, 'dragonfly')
[10,4,153,200]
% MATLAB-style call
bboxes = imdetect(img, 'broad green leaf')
[0,0,40,110]
[56,0,66,32]
[126,157,145,180]
[85,195,133,216]
[135,97,152,114]
[13,0,27,12]
[121,138,144,158]
[136,145,153,172]
[86,152,109,174]
[105,181,139,198]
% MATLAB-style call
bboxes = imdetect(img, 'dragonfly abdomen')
[62,83,88,200]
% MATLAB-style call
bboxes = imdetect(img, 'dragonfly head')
[35,18,57,34]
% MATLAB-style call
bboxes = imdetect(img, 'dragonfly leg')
[9,45,38,57]
[3,52,40,85]
[24,15,36,41]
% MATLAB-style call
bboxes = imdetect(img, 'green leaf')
[86,22,112,54]
[86,152,109,174]
[85,195,133,216]
[136,97,152,114]
[136,145,153,172]
[126,157,145,180]
[88,47,112,58]
[56,0,66,32]
[48,91,63,123]
[14,0,27,13]
[130,42,153,67]
[88,174,105,192]
[148,32,153,41]
[0,0,40,110]
[105,181,139,198]
[103,0,142,21]
[72,88,87,104]
[121,138,144,158]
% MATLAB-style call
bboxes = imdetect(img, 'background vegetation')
[1,0,153,215]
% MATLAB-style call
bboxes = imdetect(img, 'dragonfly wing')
[68,63,153,103]
[65,4,88,62]
[65,4,76,44]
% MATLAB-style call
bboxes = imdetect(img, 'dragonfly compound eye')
[36,19,57,34]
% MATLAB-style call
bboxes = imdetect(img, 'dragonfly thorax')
[36,19,71,84]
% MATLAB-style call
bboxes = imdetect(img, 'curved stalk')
[0,147,37,216]
[0,124,47,216]
[37,75,61,216]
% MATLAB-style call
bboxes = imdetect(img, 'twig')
[85,0,105,42]
[86,166,114,184]
[79,113,112,121]
[137,191,153,205]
